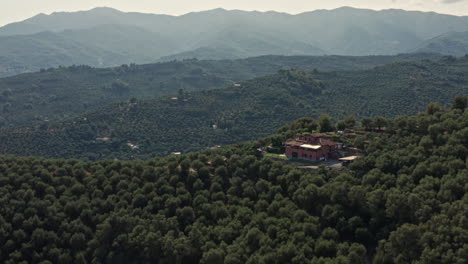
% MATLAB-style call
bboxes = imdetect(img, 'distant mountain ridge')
[0,6,468,76]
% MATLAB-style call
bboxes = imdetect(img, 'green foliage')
[0,53,441,129]
[1,57,468,160]
[426,102,444,115]
[452,96,467,110]
[0,103,466,263]
[319,114,334,132]
[373,116,387,131]
[337,115,357,131]
[343,115,356,129]
[361,118,373,131]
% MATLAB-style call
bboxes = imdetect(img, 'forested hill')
[0,53,442,129]
[413,31,468,56]
[0,57,467,160]
[0,102,466,263]
[0,24,177,78]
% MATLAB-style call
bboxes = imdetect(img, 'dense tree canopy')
[0,101,466,263]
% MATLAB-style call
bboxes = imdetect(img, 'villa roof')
[339,156,360,161]
[286,141,303,147]
[300,144,322,150]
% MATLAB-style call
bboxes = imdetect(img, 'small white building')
[127,142,139,150]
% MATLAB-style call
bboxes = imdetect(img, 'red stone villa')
[285,134,341,161]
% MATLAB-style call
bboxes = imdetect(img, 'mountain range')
[1,7,468,76]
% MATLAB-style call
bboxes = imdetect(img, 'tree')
[426,102,444,115]
[336,121,346,131]
[382,224,422,263]
[452,96,467,110]
[319,114,333,132]
[347,243,366,264]
[344,115,356,129]
[361,118,373,131]
[315,239,337,257]
[177,207,195,226]
[245,228,262,251]
[201,248,224,264]
[373,116,387,131]
[69,233,86,250]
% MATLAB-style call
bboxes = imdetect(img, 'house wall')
[285,145,330,161]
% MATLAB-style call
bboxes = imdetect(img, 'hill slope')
[0,24,178,77]
[1,7,468,75]
[413,31,468,56]
[0,103,466,263]
[0,57,466,160]
[0,31,128,77]
[0,53,441,129]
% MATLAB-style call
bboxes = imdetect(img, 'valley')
[0,57,466,160]
[0,53,442,129]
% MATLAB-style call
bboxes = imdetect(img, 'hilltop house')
[285,134,340,161]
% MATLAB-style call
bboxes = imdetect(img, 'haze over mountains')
[414,30,468,56]
[1,6,468,76]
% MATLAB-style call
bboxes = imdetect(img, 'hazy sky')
[1,0,468,26]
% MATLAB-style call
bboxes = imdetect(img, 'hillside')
[0,53,441,129]
[61,24,177,63]
[0,31,128,77]
[0,102,466,263]
[160,26,326,60]
[0,24,177,77]
[1,7,468,75]
[158,47,247,61]
[0,57,467,160]
[413,31,468,56]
